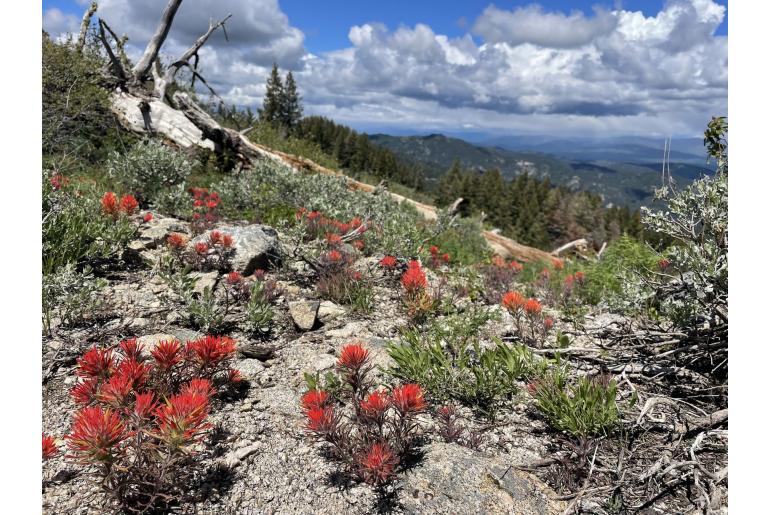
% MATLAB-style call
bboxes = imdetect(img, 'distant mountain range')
[368,133,715,209]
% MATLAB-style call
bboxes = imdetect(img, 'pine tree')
[260,63,284,126]
[281,71,303,132]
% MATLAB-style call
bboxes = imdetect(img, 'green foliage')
[42,174,137,275]
[303,370,344,401]
[42,32,127,162]
[246,281,274,333]
[531,368,619,437]
[641,119,728,327]
[387,307,541,416]
[248,122,338,169]
[188,286,226,333]
[428,216,491,266]
[577,236,659,313]
[260,63,286,127]
[42,264,107,332]
[107,140,192,202]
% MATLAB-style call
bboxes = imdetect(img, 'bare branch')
[131,0,183,82]
[97,19,126,82]
[76,1,98,54]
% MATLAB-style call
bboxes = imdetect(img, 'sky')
[42,0,728,139]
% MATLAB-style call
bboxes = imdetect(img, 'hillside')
[370,133,715,209]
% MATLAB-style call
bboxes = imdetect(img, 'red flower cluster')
[658,258,671,271]
[66,406,128,464]
[143,212,153,223]
[76,347,116,380]
[501,291,526,313]
[43,433,58,460]
[154,388,211,449]
[551,258,564,270]
[358,442,399,486]
[186,335,237,370]
[524,298,542,316]
[574,271,586,285]
[295,208,367,246]
[391,384,427,415]
[360,391,389,421]
[226,271,243,285]
[167,232,188,250]
[338,343,370,370]
[428,245,450,268]
[379,255,397,268]
[101,192,139,217]
[151,340,182,372]
[190,188,220,234]
[49,174,69,190]
[401,260,427,294]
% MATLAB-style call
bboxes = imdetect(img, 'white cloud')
[45,0,727,138]
[43,8,80,38]
[472,5,618,48]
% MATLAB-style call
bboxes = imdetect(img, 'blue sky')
[42,1,728,138]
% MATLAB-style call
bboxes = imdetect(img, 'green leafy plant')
[42,264,107,332]
[387,307,539,416]
[188,286,226,333]
[107,139,192,203]
[43,174,137,275]
[529,368,619,437]
[245,281,274,333]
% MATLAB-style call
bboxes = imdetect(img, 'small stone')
[288,300,319,331]
[189,271,219,295]
[317,301,346,323]
[238,342,276,361]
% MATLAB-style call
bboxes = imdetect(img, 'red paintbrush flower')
[114,358,151,389]
[658,258,671,271]
[524,298,542,316]
[441,253,450,263]
[180,378,215,398]
[143,212,153,223]
[133,392,157,420]
[119,338,143,361]
[401,260,427,294]
[501,291,525,313]
[227,369,243,383]
[71,377,99,405]
[338,343,370,370]
[564,274,575,288]
[154,391,211,448]
[301,390,329,411]
[119,194,139,215]
[254,269,266,280]
[491,255,506,268]
[151,339,182,371]
[358,442,399,485]
[543,317,554,331]
[209,230,222,244]
[101,192,118,216]
[380,255,397,268]
[97,373,134,409]
[49,174,69,190]
[391,384,427,415]
[429,245,439,256]
[186,336,236,369]
[306,406,336,433]
[508,260,523,273]
[326,233,342,245]
[551,258,564,270]
[360,390,389,420]
[66,406,128,464]
[327,249,343,262]
[353,239,365,250]
[539,268,550,280]
[194,242,209,255]
[222,234,234,248]
[574,271,586,285]
[226,271,243,285]
[76,347,115,379]
[167,232,188,250]
[43,433,58,460]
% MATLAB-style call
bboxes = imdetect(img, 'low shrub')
[387,307,541,416]
[60,337,242,512]
[301,343,428,490]
[529,368,619,437]
[107,140,192,203]
[43,173,137,275]
[42,264,107,333]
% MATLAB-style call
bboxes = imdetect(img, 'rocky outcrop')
[288,300,319,331]
[194,224,281,275]
[399,443,566,515]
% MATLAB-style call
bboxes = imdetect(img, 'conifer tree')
[281,71,303,131]
[260,63,284,126]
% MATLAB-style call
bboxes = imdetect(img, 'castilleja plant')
[502,293,552,347]
[63,336,242,512]
[400,260,437,322]
[301,343,428,490]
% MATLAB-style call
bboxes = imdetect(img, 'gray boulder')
[289,300,320,330]
[194,225,280,275]
[399,443,566,515]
